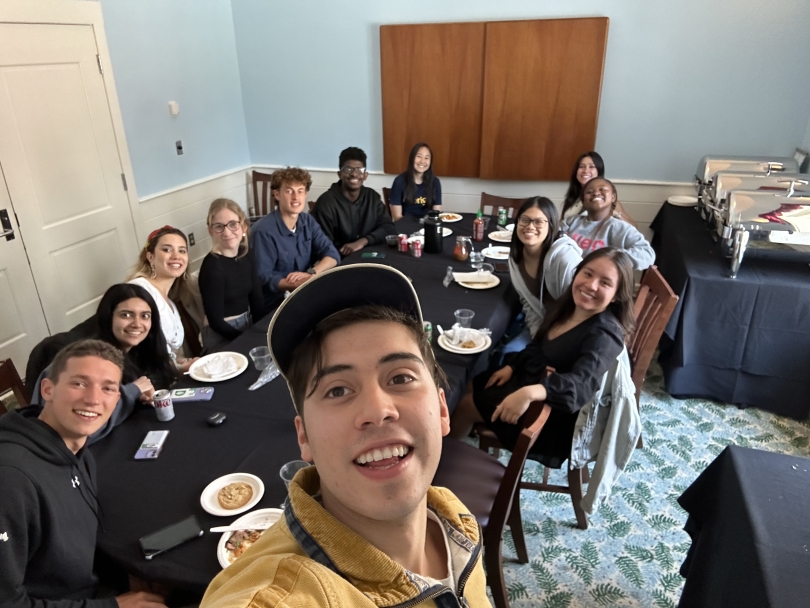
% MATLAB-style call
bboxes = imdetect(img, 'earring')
[150,264,157,279]
[183,270,189,281]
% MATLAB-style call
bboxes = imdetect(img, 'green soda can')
[423,321,433,342]
[498,206,507,226]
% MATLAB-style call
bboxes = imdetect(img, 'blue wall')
[100,0,250,197]
[230,0,810,182]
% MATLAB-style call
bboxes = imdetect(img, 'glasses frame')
[210,220,243,234]
[517,216,549,229]
[340,166,367,176]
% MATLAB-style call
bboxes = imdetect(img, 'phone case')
[170,387,215,402]
[139,515,203,560]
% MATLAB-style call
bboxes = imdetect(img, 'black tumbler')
[424,211,443,254]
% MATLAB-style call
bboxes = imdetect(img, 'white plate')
[189,352,249,382]
[201,473,265,517]
[417,227,453,237]
[439,213,463,223]
[488,230,513,243]
[668,195,698,207]
[437,333,492,355]
[217,507,283,569]
[458,275,501,290]
[505,223,515,232]
[481,246,510,260]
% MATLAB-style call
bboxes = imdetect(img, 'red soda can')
[397,234,409,252]
[410,239,422,258]
[153,389,175,422]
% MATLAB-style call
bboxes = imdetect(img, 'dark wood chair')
[475,265,679,529]
[1,359,31,414]
[176,300,203,358]
[434,402,551,608]
[251,170,275,222]
[307,200,316,212]
[479,192,526,220]
[381,187,393,218]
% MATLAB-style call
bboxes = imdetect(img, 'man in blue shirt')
[250,168,339,309]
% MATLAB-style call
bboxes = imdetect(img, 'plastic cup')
[477,263,494,275]
[482,216,491,230]
[454,308,475,328]
[280,460,311,490]
[469,251,485,269]
[249,346,272,370]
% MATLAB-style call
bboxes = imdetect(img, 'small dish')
[217,508,283,569]
[439,212,463,223]
[667,195,698,207]
[437,333,492,355]
[201,473,265,517]
[458,275,501,290]
[189,352,249,383]
[481,246,510,260]
[488,230,513,243]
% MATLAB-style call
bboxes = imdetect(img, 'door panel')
[0,23,139,333]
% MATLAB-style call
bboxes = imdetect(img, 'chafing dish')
[719,184,810,277]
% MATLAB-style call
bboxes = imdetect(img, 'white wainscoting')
[137,165,699,262]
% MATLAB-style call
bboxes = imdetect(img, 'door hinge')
[121,173,128,191]
[97,54,103,75]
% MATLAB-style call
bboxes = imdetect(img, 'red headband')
[145,225,177,248]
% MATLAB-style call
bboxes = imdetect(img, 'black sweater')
[198,249,268,340]
[0,407,116,608]
[312,182,396,252]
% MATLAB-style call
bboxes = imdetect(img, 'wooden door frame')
[0,0,143,241]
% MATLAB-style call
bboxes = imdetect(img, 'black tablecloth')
[92,213,514,593]
[677,446,810,607]
[651,204,810,419]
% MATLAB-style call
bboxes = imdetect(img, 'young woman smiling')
[497,197,582,358]
[560,151,637,227]
[389,142,442,220]
[31,283,176,445]
[198,199,268,351]
[127,225,197,371]
[450,248,636,468]
[563,177,655,271]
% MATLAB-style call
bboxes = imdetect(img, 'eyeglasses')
[517,216,549,229]
[340,166,366,175]
[211,221,242,234]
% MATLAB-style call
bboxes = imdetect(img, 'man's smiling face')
[295,320,449,524]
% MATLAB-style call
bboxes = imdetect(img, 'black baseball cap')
[267,264,423,378]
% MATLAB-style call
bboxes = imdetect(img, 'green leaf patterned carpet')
[484,362,810,607]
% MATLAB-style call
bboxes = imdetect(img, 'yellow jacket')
[202,466,491,608]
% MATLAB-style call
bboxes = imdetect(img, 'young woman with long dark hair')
[560,152,636,227]
[389,142,442,220]
[450,248,636,467]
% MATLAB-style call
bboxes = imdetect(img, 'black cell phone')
[139,515,203,560]
[493,262,509,273]
[361,252,386,259]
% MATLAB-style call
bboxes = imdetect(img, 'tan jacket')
[202,467,491,608]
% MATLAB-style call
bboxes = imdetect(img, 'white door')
[0,22,140,334]
[0,167,50,372]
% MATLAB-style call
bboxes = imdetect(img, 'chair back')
[381,187,393,218]
[251,171,275,219]
[307,200,316,212]
[176,300,203,358]
[480,193,526,219]
[628,265,678,403]
[1,359,31,413]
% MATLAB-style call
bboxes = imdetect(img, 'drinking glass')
[249,346,272,370]
[469,251,485,269]
[454,309,475,328]
[477,263,494,275]
[280,460,311,490]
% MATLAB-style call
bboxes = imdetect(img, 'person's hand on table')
[115,591,167,608]
[340,238,368,256]
[286,271,312,287]
[485,365,513,388]
[133,376,155,403]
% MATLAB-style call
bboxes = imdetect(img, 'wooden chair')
[251,170,275,222]
[1,359,31,414]
[475,265,679,529]
[434,402,551,608]
[307,200,316,212]
[381,187,393,218]
[480,193,526,220]
[176,300,203,358]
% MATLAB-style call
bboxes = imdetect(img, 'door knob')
[0,209,15,241]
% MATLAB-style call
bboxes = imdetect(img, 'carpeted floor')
[487,362,810,607]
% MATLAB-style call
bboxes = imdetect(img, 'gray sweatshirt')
[563,215,655,270]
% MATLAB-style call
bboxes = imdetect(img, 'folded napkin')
[444,325,490,348]
[453,271,495,284]
[201,354,238,378]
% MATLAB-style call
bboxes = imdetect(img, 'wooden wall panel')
[479,18,609,181]
[380,23,485,177]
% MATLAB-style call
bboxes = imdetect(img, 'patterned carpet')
[487,362,810,607]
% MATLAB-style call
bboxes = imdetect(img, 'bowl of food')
[217,508,283,568]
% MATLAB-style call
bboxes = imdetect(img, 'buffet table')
[92,213,514,593]
[651,203,810,419]
[677,445,810,607]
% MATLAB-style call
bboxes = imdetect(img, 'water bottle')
[424,211,443,254]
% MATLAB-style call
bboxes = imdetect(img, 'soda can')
[153,390,175,422]
[397,234,409,252]
[423,321,433,342]
[498,206,507,226]
[409,239,422,258]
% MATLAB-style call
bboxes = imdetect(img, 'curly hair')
[270,167,312,192]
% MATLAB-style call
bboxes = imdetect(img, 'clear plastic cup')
[280,460,311,490]
[477,263,494,275]
[469,251,485,269]
[454,308,475,328]
[249,346,272,370]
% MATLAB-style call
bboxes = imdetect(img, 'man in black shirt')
[312,147,396,257]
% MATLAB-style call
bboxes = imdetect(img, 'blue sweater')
[389,173,442,217]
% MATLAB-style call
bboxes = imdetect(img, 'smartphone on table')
[139,515,204,560]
